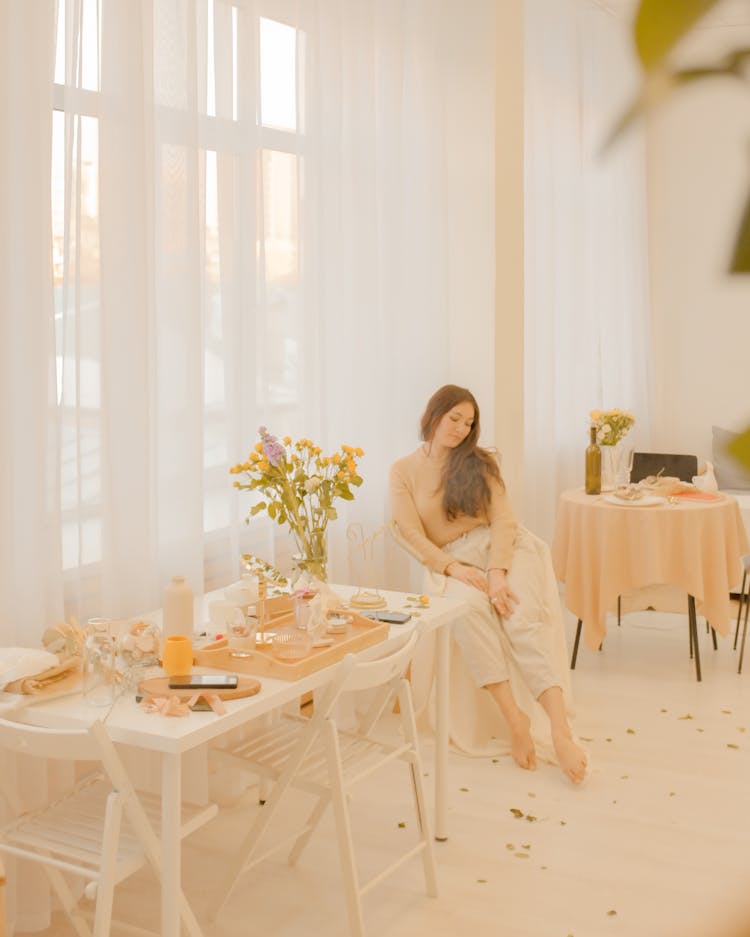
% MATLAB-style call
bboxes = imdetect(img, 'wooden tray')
[137,674,261,701]
[193,610,390,681]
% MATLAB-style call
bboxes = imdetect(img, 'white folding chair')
[208,630,437,937]
[0,718,217,937]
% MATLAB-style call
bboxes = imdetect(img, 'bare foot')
[553,732,587,784]
[508,711,537,771]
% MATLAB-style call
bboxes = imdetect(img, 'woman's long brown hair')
[420,385,503,520]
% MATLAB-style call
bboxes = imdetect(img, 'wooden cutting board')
[137,674,261,701]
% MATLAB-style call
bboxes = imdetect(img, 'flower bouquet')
[231,428,364,582]
[589,408,635,446]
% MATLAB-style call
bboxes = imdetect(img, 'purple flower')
[259,426,286,467]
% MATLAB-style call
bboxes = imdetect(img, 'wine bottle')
[585,425,601,495]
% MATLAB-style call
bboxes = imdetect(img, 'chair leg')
[688,596,702,682]
[398,680,438,897]
[288,793,331,865]
[324,720,366,937]
[617,595,621,626]
[734,571,747,650]
[710,624,717,650]
[42,866,90,937]
[570,620,583,669]
[738,591,750,675]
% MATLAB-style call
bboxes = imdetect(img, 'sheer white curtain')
[1,0,496,647]
[523,0,653,544]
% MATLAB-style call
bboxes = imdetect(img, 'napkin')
[0,647,60,690]
[671,490,722,501]
[3,655,81,695]
[693,460,719,492]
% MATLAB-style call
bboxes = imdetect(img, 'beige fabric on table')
[2,657,81,696]
[408,525,574,762]
[551,489,750,651]
[0,856,6,937]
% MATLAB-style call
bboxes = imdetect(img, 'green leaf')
[268,502,277,520]
[634,0,722,69]
[514,852,530,859]
[727,743,740,749]
[326,506,338,520]
[250,501,267,516]
[397,821,406,828]
[510,808,524,819]
[506,843,515,850]
[606,909,617,917]
[626,728,635,734]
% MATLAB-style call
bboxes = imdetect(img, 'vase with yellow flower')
[231,428,364,583]
[589,408,636,490]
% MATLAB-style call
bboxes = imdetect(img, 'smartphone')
[168,674,239,690]
[361,610,412,625]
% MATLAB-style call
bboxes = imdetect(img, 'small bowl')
[271,632,313,660]
[326,613,351,635]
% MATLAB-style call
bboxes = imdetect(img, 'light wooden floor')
[13,606,750,937]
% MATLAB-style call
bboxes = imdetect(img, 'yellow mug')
[162,634,193,677]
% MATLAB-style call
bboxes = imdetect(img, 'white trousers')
[438,525,559,699]
[412,525,574,759]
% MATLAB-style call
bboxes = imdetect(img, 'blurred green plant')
[608,0,750,474]
[607,0,750,274]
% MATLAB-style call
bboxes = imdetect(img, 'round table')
[551,489,749,678]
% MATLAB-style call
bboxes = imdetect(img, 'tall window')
[52,0,304,578]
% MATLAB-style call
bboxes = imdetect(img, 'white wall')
[647,20,750,464]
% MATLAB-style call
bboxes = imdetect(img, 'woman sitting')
[389,384,587,784]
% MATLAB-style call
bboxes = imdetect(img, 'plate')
[603,493,666,507]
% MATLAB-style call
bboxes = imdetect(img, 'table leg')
[434,622,450,842]
[688,596,702,682]
[161,752,182,937]
[570,620,583,669]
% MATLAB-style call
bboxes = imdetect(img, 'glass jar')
[83,618,118,707]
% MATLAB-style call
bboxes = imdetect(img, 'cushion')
[712,425,750,491]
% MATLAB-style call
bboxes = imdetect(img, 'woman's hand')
[445,561,488,593]
[487,568,519,618]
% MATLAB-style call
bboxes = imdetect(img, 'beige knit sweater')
[389,447,517,574]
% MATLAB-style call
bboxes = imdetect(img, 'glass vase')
[292,528,328,583]
[601,442,632,491]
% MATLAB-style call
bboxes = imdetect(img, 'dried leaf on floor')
[510,808,524,818]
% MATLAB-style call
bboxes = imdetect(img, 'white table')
[4,586,464,937]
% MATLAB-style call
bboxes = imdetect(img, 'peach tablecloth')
[551,489,749,651]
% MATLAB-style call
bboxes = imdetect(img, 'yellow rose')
[332,453,341,464]
[590,409,601,421]
[337,470,345,479]
[355,447,364,457]
[283,436,292,445]
[255,441,263,453]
